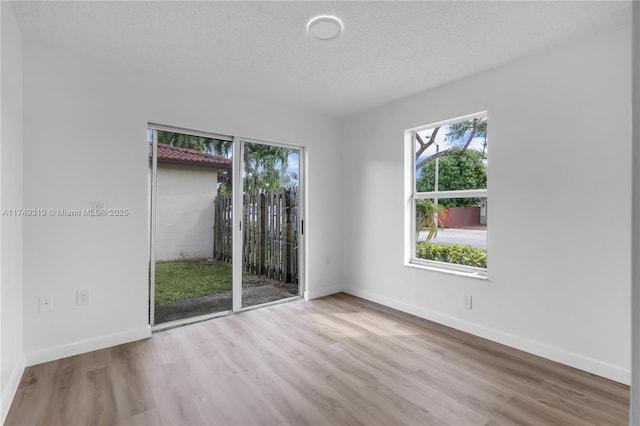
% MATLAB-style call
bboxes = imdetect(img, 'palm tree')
[243,143,295,194]
[416,199,446,242]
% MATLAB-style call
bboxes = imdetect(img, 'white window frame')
[404,111,488,279]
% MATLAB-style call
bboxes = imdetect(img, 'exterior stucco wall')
[155,163,220,261]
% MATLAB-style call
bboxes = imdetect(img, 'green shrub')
[416,242,487,268]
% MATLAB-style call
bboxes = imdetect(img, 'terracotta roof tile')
[149,143,231,168]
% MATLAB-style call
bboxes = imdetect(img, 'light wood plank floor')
[7,293,629,425]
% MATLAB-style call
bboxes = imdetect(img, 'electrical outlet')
[76,289,91,306]
[39,296,53,313]
[463,294,472,310]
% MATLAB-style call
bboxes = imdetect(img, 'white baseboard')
[1,354,26,424]
[25,326,152,367]
[345,287,630,385]
[305,284,344,300]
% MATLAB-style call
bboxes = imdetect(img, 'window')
[406,112,488,277]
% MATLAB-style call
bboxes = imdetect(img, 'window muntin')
[409,112,487,275]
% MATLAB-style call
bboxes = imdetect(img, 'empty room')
[1,1,639,425]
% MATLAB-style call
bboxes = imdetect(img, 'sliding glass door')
[149,127,303,326]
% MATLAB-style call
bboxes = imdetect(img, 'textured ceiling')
[11,1,632,118]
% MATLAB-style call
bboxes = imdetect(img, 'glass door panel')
[150,128,233,325]
[241,142,301,308]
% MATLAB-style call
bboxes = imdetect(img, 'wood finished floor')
[6,293,629,426]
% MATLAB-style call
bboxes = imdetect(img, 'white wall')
[22,41,342,364]
[342,26,632,384]
[0,1,25,422]
[155,164,219,262]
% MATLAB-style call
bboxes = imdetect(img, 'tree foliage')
[243,143,297,194]
[415,117,487,171]
[416,149,486,207]
[447,119,487,153]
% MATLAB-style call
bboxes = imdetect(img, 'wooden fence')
[213,187,299,284]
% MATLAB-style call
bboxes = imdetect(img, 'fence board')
[213,187,298,284]
[213,194,232,262]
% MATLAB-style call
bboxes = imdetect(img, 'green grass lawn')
[155,260,232,305]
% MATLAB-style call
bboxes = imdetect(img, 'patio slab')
[154,284,297,324]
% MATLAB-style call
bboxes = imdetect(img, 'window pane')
[242,142,300,308]
[152,130,234,324]
[415,115,487,192]
[414,198,487,269]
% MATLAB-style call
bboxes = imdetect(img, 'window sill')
[405,261,488,280]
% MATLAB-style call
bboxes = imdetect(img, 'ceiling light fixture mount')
[307,15,343,41]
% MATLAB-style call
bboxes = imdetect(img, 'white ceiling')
[10,1,632,118]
